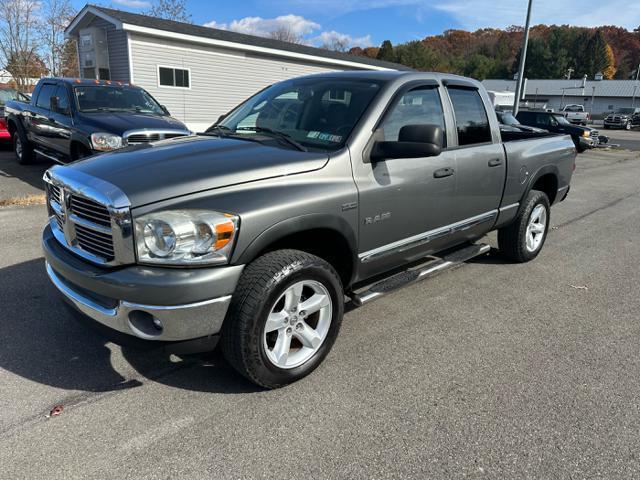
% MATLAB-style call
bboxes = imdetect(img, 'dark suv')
[516,110,598,153]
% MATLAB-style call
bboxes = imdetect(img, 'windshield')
[498,112,519,126]
[564,105,584,112]
[215,77,384,152]
[616,108,636,114]
[0,88,19,107]
[554,114,571,126]
[74,86,165,114]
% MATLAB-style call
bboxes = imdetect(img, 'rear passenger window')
[36,84,57,110]
[447,87,492,146]
[381,86,446,144]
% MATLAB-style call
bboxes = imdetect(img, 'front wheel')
[222,249,344,389]
[625,122,632,131]
[498,190,550,263]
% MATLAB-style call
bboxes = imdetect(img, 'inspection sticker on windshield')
[307,131,343,143]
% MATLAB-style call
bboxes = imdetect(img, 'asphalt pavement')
[1,148,640,479]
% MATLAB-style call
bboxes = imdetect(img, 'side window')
[55,86,70,115]
[158,66,190,88]
[35,84,57,110]
[380,86,446,143]
[447,87,492,146]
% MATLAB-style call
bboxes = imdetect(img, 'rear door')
[444,84,506,241]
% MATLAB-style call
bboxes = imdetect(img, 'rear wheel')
[222,249,344,389]
[13,131,34,165]
[498,190,550,263]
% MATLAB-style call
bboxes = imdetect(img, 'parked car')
[4,78,190,164]
[516,110,598,152]
[43,72,575,388]
[561,104,590,126]
[0,86,29,145]
[496,110,547,133]
[603,107,640,130]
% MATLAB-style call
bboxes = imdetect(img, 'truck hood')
[77,112,190,135]
[68,135,329,207]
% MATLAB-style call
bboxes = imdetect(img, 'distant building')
[482,78,640,116]
[65,5,407,131]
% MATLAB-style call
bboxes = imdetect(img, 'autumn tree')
[148,0,191,23]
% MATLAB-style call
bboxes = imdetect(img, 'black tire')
[498,190,551,263]
[221,249,344,389]
[13,130,34,165]
[573,137,586,153]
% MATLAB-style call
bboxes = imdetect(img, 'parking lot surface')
[1,147,640,478]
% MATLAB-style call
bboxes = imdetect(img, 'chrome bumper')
[46,262,232,341]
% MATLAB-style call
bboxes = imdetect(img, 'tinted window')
[381,86,446,144]
[447,87,492,146]
[159,67,190,88]
[36,84,57,110]
[74,86,165,115]
[55,86,70,115]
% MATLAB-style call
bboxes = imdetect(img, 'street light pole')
[513,0,534,116]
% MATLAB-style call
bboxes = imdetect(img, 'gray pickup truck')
[43,71,575,388]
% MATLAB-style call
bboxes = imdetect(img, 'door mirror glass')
[371,124,443,161]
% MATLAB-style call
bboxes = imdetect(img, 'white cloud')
[204,14,372,48]
[311,30,373,48]
[204,15,320,38]
[113,0,151,8]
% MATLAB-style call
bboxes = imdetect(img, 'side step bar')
[348,243,491,307]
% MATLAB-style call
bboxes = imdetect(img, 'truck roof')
[36,77,137,87]
[282,70,485,88]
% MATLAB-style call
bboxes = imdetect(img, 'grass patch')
[0,193,46,207]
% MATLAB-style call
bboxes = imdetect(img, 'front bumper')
[43,225,244,343]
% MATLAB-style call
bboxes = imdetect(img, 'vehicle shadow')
[0,149,52,194]
[0,258,260,395]
[467,247,511,265]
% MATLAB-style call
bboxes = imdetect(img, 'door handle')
[433,167,454,178]
[488,158,503,167]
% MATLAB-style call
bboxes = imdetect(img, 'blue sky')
[78,1,640,48]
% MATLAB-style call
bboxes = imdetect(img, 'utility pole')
[513,0,534,116]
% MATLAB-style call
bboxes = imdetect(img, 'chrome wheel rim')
[263,280,332,370]
[15,137,22,159]
[525,204,547,253]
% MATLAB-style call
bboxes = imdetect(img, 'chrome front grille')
[70,195,111,228]
[124,129,191,145]
[44,166,135,266]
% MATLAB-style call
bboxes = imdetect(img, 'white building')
[483,78,640,117]
[65,5,406,131]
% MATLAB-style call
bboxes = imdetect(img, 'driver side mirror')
[371,124,443,162]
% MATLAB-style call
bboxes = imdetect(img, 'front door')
[353,84,457,279]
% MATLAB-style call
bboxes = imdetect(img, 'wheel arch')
[521,165,559,207]
[234,214,358,288]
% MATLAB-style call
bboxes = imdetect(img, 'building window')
[98,68,111,80]
[158,66,190,88]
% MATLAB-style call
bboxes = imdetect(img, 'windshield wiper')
[235,126,308,152]
[203,125,232,138]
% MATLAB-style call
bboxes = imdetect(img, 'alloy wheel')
[525,204,547,253]
[263,280,332,369]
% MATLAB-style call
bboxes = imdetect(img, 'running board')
[348,243,491,307]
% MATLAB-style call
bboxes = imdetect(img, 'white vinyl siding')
[129,34,354,131]
[87,17,130,82]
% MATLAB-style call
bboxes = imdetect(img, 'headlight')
[582,131,591,138]
[134,210,238,265]
[91,132,123,151]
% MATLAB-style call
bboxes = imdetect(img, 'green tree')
[394,41,439,71]
[376,40,395,62]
